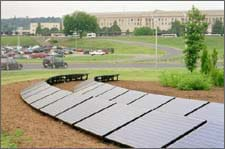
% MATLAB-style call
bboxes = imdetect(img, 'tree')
[50,27,59,33]
[211,48,218,68]
[169,20,185,36]
[36,23,42,35]
[63,11,98,38]
[201,48,212,75]
[133,27,155,36]
[40,28,51,36]
[109,21,121,35]
[184,6,208,72]
[212,19,224,35]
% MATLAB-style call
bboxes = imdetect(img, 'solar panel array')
[20,80,224,148]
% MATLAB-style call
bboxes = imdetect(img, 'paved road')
[23,63,185,70]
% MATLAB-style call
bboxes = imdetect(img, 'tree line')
[1,17,61,33]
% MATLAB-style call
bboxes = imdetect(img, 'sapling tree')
[184,6,208,72]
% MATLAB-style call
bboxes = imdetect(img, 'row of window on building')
[99,16,224,27]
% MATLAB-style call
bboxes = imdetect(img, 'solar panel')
[106,111,205,148]
[75,104,149,136]
[111,90,146,104]
[57,98,115,125]
[74,80,97,92]
[128,93,174,109]
[73,82,104,95]
[31,90,72,109]
[21,84,50,99]
[169,122,224,148]
[40,93,92,116]
[21,81,48,95]
[83,84,115,97]
[24,86,60,104]
[158,98,208,116]
[188,102,224,124]
[97,87,128,100]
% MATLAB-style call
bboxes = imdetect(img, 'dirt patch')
[1,80,117,148]
[110,80,224,103]
[1,80,223,148]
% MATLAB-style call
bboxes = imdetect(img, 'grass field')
[58,38,164,55]
[16,54,135,64]
[2,68,186,85]
[1,36,39,46]
[112,36,224,55]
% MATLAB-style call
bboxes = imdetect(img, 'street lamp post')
[155,24,158,68]
[152,12,158,68]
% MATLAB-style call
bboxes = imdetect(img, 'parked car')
[31,52,48,59]
[89,50,106,56]
[43,56,68,69]
[1,57,23,70]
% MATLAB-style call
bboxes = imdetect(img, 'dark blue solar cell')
[31,90,72,109]
[188,102,224,124]
[169,122,224,148]
[106,111,205,148]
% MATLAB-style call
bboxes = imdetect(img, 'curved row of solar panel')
[20,80,224,148]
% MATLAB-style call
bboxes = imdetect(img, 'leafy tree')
[169,20,185,36]
[63,11,98,38]
[40,28,50,36]
[212,19,224,35]
[133,27,155,35]
[50,27,59,33]
[211,48,218,68]
[63,15,75,35]
[184,6,208,72]
[109,21,121,35]
[36,23,42,35]
[201,48,212,75]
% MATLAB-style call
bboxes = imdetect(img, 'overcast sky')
[1,1,224,19]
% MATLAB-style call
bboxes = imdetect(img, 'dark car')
[1,57,23,70]
[43,56,68,69]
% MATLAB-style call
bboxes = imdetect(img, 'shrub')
[160,71,212,90]
[159,72,181,88]
[177,74,212,90]
[201,48,212,75]
[49,39,58,44]
[210,69,224,87]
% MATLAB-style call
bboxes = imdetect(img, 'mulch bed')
[1,80,224,147]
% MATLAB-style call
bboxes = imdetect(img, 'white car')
[89,50,105,56]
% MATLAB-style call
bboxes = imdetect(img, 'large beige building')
[30,22,61,34]
[92,10,224,33]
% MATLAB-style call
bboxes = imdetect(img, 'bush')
[177,74,212,90]
[49,39,58,44]
[210,69,224,87]
[160,71,212,90]
[159,72,181,88]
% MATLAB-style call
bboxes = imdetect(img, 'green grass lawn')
[1,36,39,46]
[58,38,164,55]
[2,68,186,85]
[112,36,224,56]
[1,129,28,148]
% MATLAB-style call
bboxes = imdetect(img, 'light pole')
[152,12,158,68]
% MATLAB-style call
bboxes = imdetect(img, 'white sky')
[1,1,224,19]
